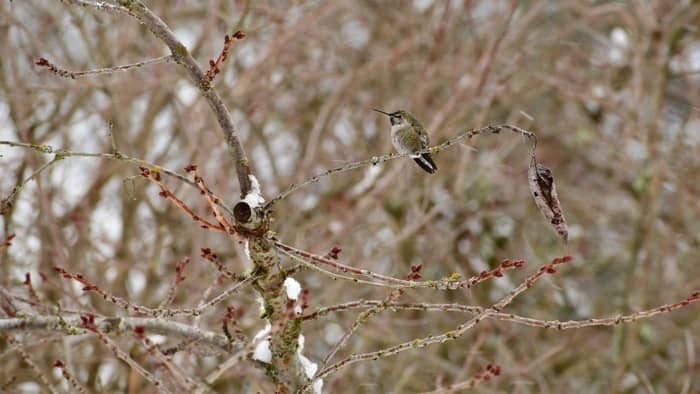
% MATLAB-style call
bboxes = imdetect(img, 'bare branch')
[0,315,231,349]
[52,360,88,394]
[5,335,60,394]
[0,140,234,217]
[205,32,246,83]
[34,55,172,79]
[109,0,253,196]
[80,314,172,393]
[307,256,572,387]
[267,124,535,208]
[275,239,524,290]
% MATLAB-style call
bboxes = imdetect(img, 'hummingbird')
[374,108,438,174]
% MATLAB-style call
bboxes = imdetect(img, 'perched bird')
[374,108,438,174]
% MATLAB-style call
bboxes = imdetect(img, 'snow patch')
[283,277,302,300]
[257,296,266,316]
[244,241,252,262]
[297,335,323,393]
[243,175,265,208]
[252,323,272,363]
[253,340,272,363]
[312,380,324,394]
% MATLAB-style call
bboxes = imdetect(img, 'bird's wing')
[417,126,430,147]
[403,112,431,148]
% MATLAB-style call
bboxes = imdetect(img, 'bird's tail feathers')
[413,153,437,174]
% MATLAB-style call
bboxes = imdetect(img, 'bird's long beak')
[373,108,393,116]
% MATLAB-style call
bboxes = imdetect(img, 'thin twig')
[275,240,524,290]
[423,364,502,393]
[80,315,172,393]
[267,124,536,208]
[302,292,700,331]
[52,265,258,317]
[110,0,254,195]
[187,165,237,235]
[200,248,239,280]
[135,329,211,393]
[53,360,88,394]
[6,335,60,394]
[276,246,402,289]
[302,256,571,390]
[138,166,227,233]
[0,140,234,217]
[205,32,246,82]
[60,0,133,15]
[320,265,421,369]
[35,55,172,79]
[1,156,62,214]
[158,257,190,309]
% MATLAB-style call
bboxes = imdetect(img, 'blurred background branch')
[1,0,699,392]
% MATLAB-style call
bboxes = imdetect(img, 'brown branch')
[22,273,41,304]
[320,265,423,369]
[79,314,172,393]
[5,335,60,394]
[426,364,502,393]
[53,360,88,394]
[200,248,239,280]
[304,258,700,390]
[53,266,159,315]
[134,328,211,392]
[138,166,227,233]
[0,233,15,250]
[52,265,259,317]
[302,292,700,331]
[205,31,246,83]
[186,164,237,235]
[158,257,191,309]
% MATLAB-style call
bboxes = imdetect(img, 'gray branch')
[0,315,232,350]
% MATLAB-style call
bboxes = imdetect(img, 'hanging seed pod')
[528,162,568,242]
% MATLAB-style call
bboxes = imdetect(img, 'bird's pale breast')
[391,125,422,155]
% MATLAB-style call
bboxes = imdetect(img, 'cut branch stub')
[233,202,252,223]
[233,201,268,236]
[528,162,568,242]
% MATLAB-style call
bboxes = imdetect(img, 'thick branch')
[0,315,232,349]
[62,0,253,196]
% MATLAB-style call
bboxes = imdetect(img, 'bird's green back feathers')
[398,110,429,146]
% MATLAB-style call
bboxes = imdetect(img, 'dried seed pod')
[528,163,568,242]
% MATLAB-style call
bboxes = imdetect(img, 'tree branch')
[112,0,253,196]
[267,124,535,208]
[0,315,232,349]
